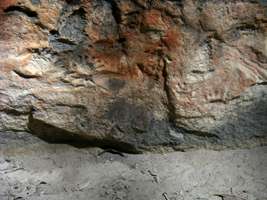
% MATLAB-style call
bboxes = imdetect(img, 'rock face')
[0,0,266,152]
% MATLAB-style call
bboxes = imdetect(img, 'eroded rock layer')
[0,0,267,152]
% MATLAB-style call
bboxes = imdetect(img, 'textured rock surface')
[0,0,267,152]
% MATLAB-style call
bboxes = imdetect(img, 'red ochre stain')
[0,0,16,11]
[162,29,181,50]
[0,0,17,40]
[143,9,163,27]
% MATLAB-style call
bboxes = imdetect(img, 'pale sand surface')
[0,141,266,200]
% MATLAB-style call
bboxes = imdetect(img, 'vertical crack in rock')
[104,0,122,24]
[162,56,176,123]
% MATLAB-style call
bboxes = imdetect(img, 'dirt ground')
[0,139,266,200]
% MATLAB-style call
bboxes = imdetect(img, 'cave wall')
[0,0,266,152]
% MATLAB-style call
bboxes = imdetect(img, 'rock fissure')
[4,5,38,18]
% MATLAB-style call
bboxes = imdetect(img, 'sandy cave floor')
[0,139,267,200]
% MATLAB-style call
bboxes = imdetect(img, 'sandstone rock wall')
[0,0,266,152]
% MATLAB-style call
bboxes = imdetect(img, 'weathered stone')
[0,0,266,152]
